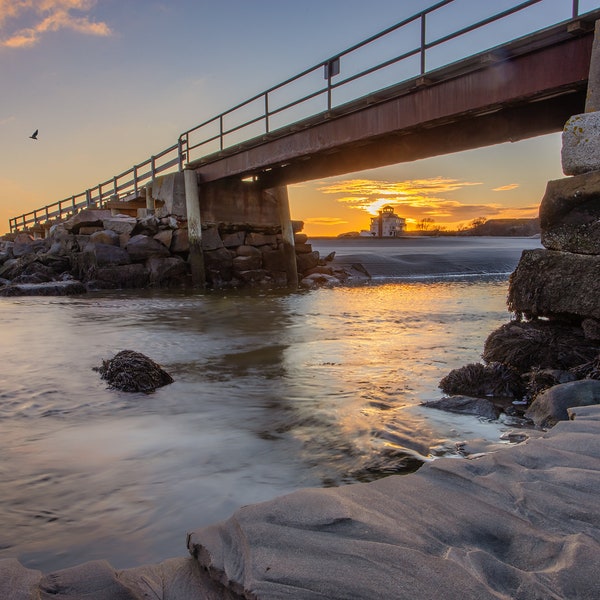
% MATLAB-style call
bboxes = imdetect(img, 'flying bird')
[29,129,38,140]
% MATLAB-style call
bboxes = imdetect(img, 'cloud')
[492,183,520,192]
[304,217,349,226]
[318,177,484,220]
[0,0,111,48]
[0,115,16,126]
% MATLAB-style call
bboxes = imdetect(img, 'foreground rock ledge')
[2,407,600,599]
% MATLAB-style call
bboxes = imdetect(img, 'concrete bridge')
[7,0,600,288]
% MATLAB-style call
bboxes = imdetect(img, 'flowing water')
[0,238,538,572]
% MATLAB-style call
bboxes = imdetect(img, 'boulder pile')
[434,110,600,427]
[0,211,352,294]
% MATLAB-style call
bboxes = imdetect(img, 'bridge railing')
[9,0,589,233]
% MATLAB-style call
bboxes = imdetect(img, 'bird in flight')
[29,129,38,140]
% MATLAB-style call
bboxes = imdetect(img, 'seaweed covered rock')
[483,320,599,373]
[438,362,525,399]
[96,350,173,393]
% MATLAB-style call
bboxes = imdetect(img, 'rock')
[422,395,499,420]
[12,234,45,258]
[170,228,189,254]
[222,231,246,248]
[261,248,287,273]
[295,242,313,254]
[245,232,276,247]
[439,362,525,399]
[0,558,41,599]
[147,256,188,287]
[561,111,600,175]
[583,318,600,340]
[132,214,160,236]
[78,226,103,236]
[90,229,120,246]
[204,247,234,282]
[10,261,54,284]
[0,280,86,296]
[89,264,149,289]
[153,229,173,249]
[296,250,320,273]
[300,273,341,288]
[201,226,224,251]
[236,245,261,258]
[125,234,171,262]
[508,249,600,321]
[294,233,308,244]
[96,350,173,393]
[102,215,137,236]
[539,172,600,254]
[525,379,600,428]
[237,269,269,284]
[84,242,131,267]
[64,209,112,233]
[232,255,262,272]
[483,320,599,372]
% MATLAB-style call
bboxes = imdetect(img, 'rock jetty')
[0,212,358,295]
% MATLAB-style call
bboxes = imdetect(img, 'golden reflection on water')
[0,279,513,571]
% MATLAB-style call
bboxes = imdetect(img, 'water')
[0,239,536,573]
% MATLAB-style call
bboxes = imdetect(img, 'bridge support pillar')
[184,168,206,288]
[268,186,298,289]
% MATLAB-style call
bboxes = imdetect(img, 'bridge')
[8,0,600,234]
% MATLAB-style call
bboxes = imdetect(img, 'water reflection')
[0,278,514,571]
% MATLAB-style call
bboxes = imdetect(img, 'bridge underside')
[190,29,593,187]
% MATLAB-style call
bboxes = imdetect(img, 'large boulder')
[539,172,600,254]
[508,249,600,321]
[90,229,120,246]
[83,242,131,267]
[201,226,224,251]
[525,379,600,428]
[147,256,188,287]
[101,215,137,236]
[64,209,112,234]
[125,235,171,262]
[296,250,320,273]
[88,264,149,289]
[422,395,499,420]
[561,111,600,175]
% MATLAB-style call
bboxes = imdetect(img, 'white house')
[361,205,406,237]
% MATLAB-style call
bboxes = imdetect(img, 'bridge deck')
[190,17,597,187]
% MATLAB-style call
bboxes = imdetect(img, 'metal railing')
[9,0,589,233]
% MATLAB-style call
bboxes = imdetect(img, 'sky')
[1,0,598,236]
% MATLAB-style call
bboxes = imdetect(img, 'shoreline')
[4,405,599,598]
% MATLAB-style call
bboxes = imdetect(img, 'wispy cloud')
[0,0,111,48]
[492,183,520,192]
[319,177,484,219]
[304,216,349,226]
[0,115,16,126]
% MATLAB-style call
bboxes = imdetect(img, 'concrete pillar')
[145,183,155,214]
[183,169,206,288]
[585,20,600,112]
[268,186,298,288]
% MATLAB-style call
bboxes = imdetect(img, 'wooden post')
[268,186,298,289]
[585,20,600,112]
[183,168,206,288]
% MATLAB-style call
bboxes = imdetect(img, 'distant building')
[360,205,406,237]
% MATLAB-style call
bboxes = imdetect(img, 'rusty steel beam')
[193,31,593,186]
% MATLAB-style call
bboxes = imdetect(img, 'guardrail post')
[183,168,206,288]
[573,0,579,18]
[420,13,427,75]
[265,93,270,133]
[86,190,91,208]
[133,165,138,197]
[151,156,156,178]
[219,115,224,151]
